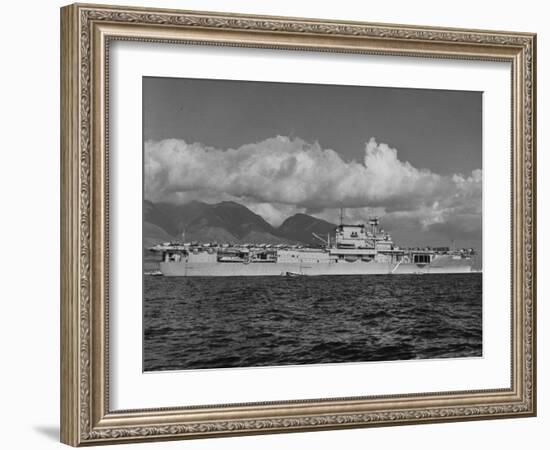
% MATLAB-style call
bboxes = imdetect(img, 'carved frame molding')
[61,3,536,446]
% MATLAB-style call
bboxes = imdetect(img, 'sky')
[143,77,482,248]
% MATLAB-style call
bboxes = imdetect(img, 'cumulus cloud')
[144,136,481,241]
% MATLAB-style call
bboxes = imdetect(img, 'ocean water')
[143,273,482,371]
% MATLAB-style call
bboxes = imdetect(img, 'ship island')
[148,214,477,277]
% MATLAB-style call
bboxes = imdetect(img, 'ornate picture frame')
[60,3,536,446]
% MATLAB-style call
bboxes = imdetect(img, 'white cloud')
[144,136,481,240]
[244,202,303,227]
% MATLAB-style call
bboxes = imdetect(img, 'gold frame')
[60,2,537,446]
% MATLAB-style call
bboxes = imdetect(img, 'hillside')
[277,213,336,246]
[143,200,324,245]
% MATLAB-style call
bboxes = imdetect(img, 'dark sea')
[143,273,482,372]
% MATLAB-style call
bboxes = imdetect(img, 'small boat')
[284,271,302,277]
[144,269,163,276]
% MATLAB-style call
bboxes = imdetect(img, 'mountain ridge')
[143,200,336,246]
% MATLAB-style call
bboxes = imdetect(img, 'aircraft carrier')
[148,216,476,277]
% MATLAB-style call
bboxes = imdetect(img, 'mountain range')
[143,200,335,248]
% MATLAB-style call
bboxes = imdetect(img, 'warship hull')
[159,257,472,277]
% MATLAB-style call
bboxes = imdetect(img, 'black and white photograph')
[142,77,483,372]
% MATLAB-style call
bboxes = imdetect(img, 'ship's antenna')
[339,208,344,226]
